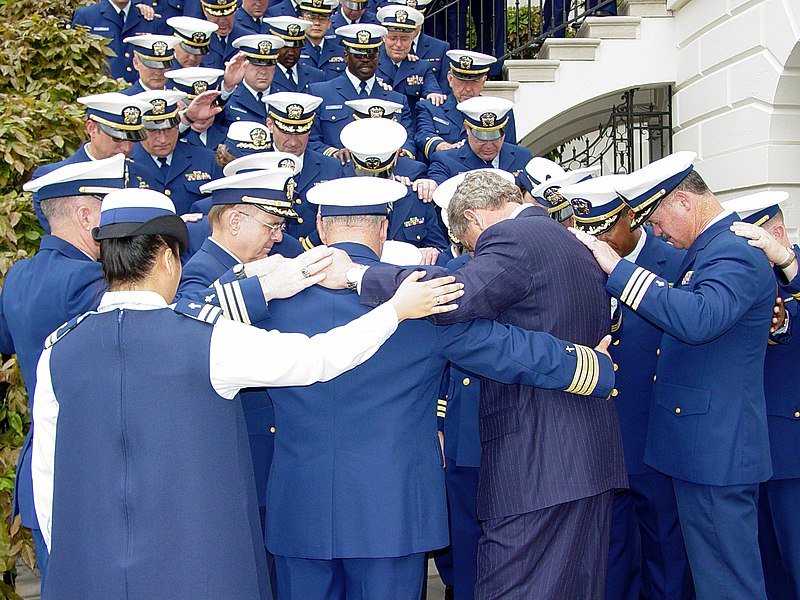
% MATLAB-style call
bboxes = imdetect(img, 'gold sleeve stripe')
[323,147,337,157]
[630,272,657,311]
[792,292,800,301]
[300,236,316,252]
[620,266,648,305]
[564,345,600,396]
[230,280,251,325]
[424,136,443,159]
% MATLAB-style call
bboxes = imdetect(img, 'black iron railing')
[422,0,619,67]
[554,87,673,173]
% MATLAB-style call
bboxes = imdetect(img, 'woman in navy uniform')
[31,187,464,600]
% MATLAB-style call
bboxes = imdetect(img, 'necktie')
[219,35,227,47]
[411,42,417,55]
[312,44,321,59]
[257,91,263,103]
[158,157,169,173]
[287,68,295,86]
[118,8,125,28]
[358,81,368,98]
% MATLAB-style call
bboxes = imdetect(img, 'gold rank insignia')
[123,106,141,125]
[193,80,209,94]
[396,9,408,22]
[279,158,297,169]
[459,55,473,70]
[250,128,269,147]
[571,197,591,216]
[287,103,304,119]
[287,23,301,36]
[152,41,168,56]
[285,177,298,200]
[192,31,209,44]
[258,40,273,54]
[364,157,382,170]
[407,0,417,6]
[357,30,370,44]
[312,0,323,7]
[368,106,385,118]
[216,0,227,5]
[479,112,496,127]
[150,99,167,115]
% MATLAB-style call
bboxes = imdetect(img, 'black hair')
[100,234,181,288]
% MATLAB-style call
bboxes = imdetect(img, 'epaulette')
[45,311,96,349]
[173,299,223,325]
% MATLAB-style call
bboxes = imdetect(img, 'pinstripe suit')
[359,204,627,598]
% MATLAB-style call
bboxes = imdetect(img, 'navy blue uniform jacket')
[359,205,626,519]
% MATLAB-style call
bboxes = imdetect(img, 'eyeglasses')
[300,11,330,21]
[237,211,286,234]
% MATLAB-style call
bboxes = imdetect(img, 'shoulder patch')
[173,299,223,325]
[45,311,96,349]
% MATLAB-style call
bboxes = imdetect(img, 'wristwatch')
[233,264,247,280]
[345,264,368,291]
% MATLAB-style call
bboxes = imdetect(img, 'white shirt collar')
[412,32,420,52]
[276,62,290,77]
[149,152,173,167]
[208,237,242,262]
[83,143,98,161]
[623,227,647,263]
[508,203,528,219]
[700,209,733,234]
[97,290,168,312]
[345,69,374,94]
[107,0,129,18]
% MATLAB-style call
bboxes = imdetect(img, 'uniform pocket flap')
[654,382,711,417]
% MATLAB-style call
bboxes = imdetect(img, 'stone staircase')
[484,0,677,155]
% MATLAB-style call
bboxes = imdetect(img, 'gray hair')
[40,195,99,228]
[447,171,522,239]
[320,214,386,231]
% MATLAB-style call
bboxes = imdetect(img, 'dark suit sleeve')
[427,153,452,185]
[422,66,442,97]
[606,245,770,345]
[65,265,107,319]
[361,223,531,323]
[439,318,615,397]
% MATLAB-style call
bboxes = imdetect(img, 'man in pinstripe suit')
[340,171,627,599]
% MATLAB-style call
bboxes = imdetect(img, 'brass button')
[164,189,171,196]
[416,235,421,240]
[331,115,336,121]
[794,411,800,418]
[611,389,618,397]
[656,348,660,356]
[613,340,620,346]
[295,199,302,204]
[126,67,132,72]
[613,363,618,371]
[236,116,241,121]
[462,377,470,386]
[269,426,276,433]
[297,217,304,224]
[675,407,681,414]
[125,52,130,58]
[653,375,657,382]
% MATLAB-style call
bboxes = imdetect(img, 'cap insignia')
[459,55,473,70]
[285,177,298,201]
[571,197,591,216]
[279,158,296,169]
[364,157,382,170]
[368,106,385,118]
[122,106,141,125]
[479,112,496,127]
[287,23,301,36]
[151,99,167,115]
[395,9,408,22]
[356,30,370,44]
[286,103,304,119]
[192,31,209,43]
[250,128,269,146]
[152,41,168,56]
[258,40,273,55]
[193,80,209,94]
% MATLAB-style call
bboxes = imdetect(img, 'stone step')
[482,80,520,103]
[576,16,641,39]
[619,0,671,17]
[504,59,560,83]
[539,37,601,61]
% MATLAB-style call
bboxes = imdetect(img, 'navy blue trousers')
[759,478,800,600]
[274,553,425,600]
[672,479,767,600]
[606,473,694,600]
[475,491,613,599]
[442,463,481,600]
